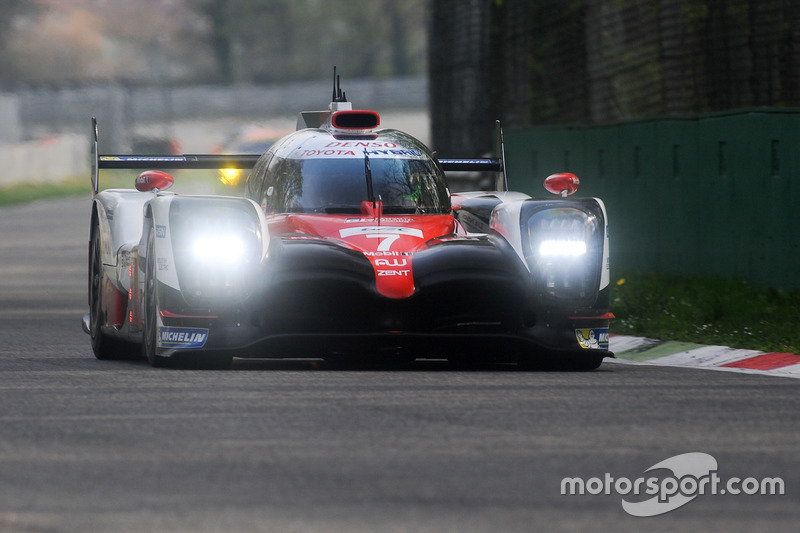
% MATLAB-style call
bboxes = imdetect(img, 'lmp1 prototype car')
[83,78,613,369]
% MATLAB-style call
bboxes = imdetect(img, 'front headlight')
[169,198,262,301]
[191,234,247,264]
[538,239,587,257]
[524,205,603,304]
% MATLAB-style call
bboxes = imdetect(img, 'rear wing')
[91,118,259,196]
[91,118,507,196]
[437,158,503,172]
[431,121,508,191]
[97,155,260,170]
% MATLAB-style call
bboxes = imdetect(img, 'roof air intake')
[331,110,380,130]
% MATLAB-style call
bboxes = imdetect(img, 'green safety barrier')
[505,109,800,290]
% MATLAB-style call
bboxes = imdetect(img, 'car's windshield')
[258,155,450,214]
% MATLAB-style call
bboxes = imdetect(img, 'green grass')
[0,172,230,207]
[611,271,800,354]
[0,177,90,206]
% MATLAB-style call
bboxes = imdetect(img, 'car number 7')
[367,233,401,251]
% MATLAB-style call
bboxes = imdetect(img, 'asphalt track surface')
[0,197,797,532]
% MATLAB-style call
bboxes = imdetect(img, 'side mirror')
[135,170,174,192]
[544,173,580,197]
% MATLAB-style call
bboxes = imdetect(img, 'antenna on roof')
[332,66,347,103]
[329,66,352,112]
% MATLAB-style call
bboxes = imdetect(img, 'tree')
[191,0,428,84]
[0,1,41,89]
[0,0,428,87]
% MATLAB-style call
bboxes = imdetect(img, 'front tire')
[89,223,135,360]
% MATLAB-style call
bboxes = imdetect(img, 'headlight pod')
[522,202,604,305]
[169,197,262,302]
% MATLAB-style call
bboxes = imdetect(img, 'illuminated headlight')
[539,239,587,257]
[524,206,602,304]
[191,234,247,264]
[169,198,262,301]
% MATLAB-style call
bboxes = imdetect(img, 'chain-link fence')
[429,0,800,156]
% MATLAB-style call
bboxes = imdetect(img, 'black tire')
[89,223,135,360]
[142,224,168,367]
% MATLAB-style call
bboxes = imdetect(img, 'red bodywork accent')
[331,110,380,130]
[103,277,127,327]
[544,173,580,197]
[266,212,458,299]
[135,170,174,192]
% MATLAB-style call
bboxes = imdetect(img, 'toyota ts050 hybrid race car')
[82,77,613,369]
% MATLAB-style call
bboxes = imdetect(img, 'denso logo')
[325,141,398,148]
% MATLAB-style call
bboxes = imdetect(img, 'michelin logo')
[576,328,609,350]
[158,327,209,349]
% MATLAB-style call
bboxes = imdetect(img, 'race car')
[83,75,613,369]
